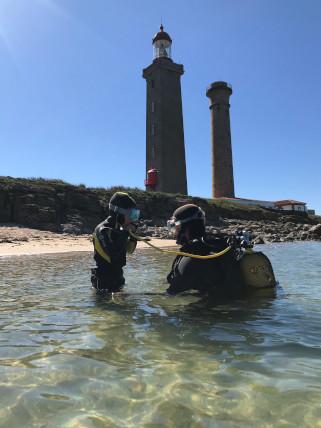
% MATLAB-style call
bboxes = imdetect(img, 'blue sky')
[0,0,320,213]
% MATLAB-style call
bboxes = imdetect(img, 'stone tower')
[143,25,187,194]
[206,81,235,198]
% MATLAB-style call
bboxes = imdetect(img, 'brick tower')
[143,25,187,194]
[206,81,235,198]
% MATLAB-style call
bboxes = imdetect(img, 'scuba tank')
[230,231,276,289]
[239,251,276,288]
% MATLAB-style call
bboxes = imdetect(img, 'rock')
[141,219,154,226]
[253,236,265,245]
[269,234,281,243]
[309,224,321,236]
[206,226,221,235]
[299,232,309,241]
[60,223,82,235]
[302,224,311,231]
[285,232,296,239]
[284,235,294,242]
[0,238,13,243]
[263,227,274,234]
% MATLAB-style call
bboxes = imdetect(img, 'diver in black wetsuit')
[166,204,243,296]
[91,192,140,292]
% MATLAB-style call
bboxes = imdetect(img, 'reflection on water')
[0,242,321,427]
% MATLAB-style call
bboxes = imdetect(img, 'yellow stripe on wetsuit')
[93,233,111,263]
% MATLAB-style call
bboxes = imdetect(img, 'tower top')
[206,81,233,104]
[152,24,172,60]
[152,24,172,44]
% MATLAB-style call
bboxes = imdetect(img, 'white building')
[215,197,276,209]
[274,200,307,212]
[216,197,307,212]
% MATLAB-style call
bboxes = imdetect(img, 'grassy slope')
[1,176,320,224]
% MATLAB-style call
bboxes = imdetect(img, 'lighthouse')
[143,25,188,194]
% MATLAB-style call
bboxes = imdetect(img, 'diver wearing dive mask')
[91,192,140,292]
[167,205,206,245]
[166,204,242,296]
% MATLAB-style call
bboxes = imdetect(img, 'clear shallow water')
[0,242,321,427]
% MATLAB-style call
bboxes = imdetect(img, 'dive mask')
[109,203,140,222]
[128,208,140,222]
[167,218,178,235]
[167,208,205,236]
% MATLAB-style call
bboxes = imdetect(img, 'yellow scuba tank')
[238,250,276,289]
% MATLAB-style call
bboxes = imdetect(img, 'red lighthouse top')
[152,25,172,44]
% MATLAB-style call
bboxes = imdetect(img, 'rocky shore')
[1,177,320,245]
[137,218,321,244]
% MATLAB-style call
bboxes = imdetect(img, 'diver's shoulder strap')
[93,226,113,263]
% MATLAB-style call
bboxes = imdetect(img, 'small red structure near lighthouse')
[144,168,158,191]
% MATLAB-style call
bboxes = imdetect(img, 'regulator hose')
[129,231,232,260]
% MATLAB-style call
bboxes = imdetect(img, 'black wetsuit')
[91,217,136,292]
[166,236,243,296]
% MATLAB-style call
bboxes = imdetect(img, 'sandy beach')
[0,224,177,257]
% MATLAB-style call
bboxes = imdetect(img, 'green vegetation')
[0,176,318,224]
[0,176,77,192]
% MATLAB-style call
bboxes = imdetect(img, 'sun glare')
[0,0,68,56]
[0,0,16,55]
[35,0,69,19]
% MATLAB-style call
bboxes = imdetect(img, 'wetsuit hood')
[168,204,206,244]
[108,192,140,224]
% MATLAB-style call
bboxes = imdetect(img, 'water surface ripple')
[0,242,321,427]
